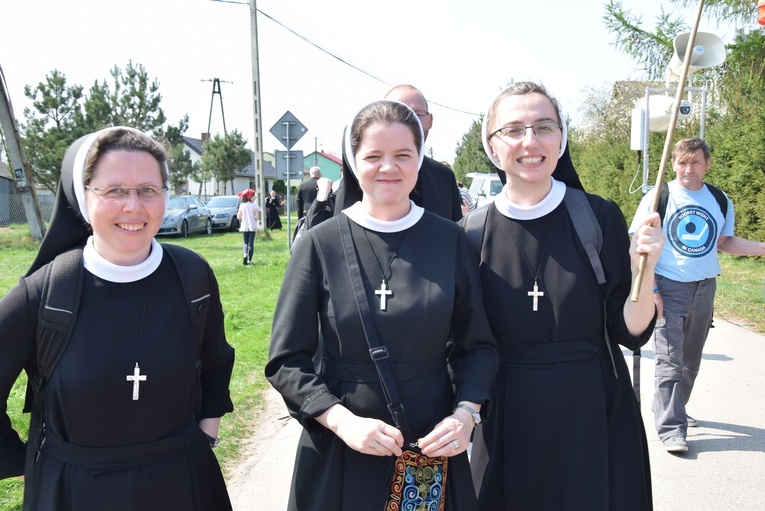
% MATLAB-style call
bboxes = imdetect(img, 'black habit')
[266,211,498,510]
[467,192,654,511]
[0,251,234,510]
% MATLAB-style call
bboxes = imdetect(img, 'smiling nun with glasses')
[0,127,235,510]
[463,81,664,511]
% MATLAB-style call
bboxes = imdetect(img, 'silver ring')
[452,440,459,449]
[372,441,378,449]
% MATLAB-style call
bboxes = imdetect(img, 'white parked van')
[467,172,503,208]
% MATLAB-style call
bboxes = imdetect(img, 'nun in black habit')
[464,82,664,510]
[0,127,234,510]
[266,100,498,510]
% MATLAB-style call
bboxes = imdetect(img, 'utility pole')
[201,77,233,135]
[250,0,265,230]
[0,66,45,240]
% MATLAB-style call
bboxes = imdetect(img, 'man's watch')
[203,432,220,448]
[455,403,482,426]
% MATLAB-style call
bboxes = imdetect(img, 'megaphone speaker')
[668,32,726,79]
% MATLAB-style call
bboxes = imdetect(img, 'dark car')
[206,195,242,231]
[157,196,212,237]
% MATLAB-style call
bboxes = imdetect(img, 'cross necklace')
[98,279,150,400]
[508,212,555,312]
[363,228,407,311]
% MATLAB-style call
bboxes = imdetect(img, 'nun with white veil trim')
[0,127,235,510]
[266,99,498,510]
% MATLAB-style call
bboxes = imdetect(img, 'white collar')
[342,201,424,232]
[493,178,566,220]
[83,237,164,282]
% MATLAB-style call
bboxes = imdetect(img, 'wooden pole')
[630,0,706,302]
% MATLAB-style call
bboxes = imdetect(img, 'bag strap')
[658,182,728,227]
[463,204,489,264]
[162,244,211,416]
[24,247,84,508]
[563,187,605,285]
[337,215,413,439]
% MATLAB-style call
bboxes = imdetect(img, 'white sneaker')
[663,436,688,453]
[687,415,698,427]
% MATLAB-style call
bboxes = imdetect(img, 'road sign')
[270,111,307,150]
[275,150,304,180]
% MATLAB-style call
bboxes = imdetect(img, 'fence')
[0,190,55,226]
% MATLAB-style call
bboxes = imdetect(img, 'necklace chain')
[98,279,150,363]
[508,212,555,311]
[362,228,407,284]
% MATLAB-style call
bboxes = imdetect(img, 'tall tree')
[83,61,166,132]
[21,70,86,192]
[453,117,495,185]
[200,130,251,195]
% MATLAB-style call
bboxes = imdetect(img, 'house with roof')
[182,133,279,198]
[303,151,343,182]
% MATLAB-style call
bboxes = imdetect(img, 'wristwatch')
[203,431,220,448]
[455,403,482,426]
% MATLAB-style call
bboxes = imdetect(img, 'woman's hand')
[630,211,665,273]
[417,404,476,458]
[318,404,403,456]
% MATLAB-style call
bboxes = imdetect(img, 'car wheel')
[230,217,239,232]
[205,218,213,235]
[181,220,189,238]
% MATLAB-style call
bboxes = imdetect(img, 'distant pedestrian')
[237,189,259,265]
[456,180,475,215]
[297,166,321,219]
[265,190,284,230]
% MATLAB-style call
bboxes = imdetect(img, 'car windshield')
[207,197,239,208]
[168,197,186,210]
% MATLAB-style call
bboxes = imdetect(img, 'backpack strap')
[463,204,490,264]
[24,247,84,507]
[657,182,727,226]
[563,187,605,285]
[162,244,212,415]
[705,183,729,221]
[162,244,211,360]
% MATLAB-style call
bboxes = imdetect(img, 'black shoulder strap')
[563,187,605,285]
[658,182,727,226]
[337,215,414,442]
[24,248,84,507]
[463,204,490,264]
[705,183,729,220]
[162,244,211,364]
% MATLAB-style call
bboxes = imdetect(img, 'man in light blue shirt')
[630,138,765,454]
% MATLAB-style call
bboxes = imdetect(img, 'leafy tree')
[200,130,251,195]
[21,70,87,192]
[452,117,495,185]
[20,63,184,192]
[595,0,765,240]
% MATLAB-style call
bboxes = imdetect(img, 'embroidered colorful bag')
[386,449,447,511]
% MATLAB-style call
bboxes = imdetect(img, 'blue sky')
[0,0,737,163]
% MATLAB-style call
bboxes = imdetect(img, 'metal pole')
[285,121,292,250]
[250,0,265,230]
[0,65,46,240]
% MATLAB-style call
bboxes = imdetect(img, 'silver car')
[206,195,242,231]
[157,196,212,237]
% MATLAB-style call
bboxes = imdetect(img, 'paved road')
[228,317,765,510]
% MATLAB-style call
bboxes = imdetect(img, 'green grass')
[0,222,763,508]
[0,223,293,509]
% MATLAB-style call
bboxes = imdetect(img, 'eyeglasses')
[490,121,561,140]
[85,185,168,202]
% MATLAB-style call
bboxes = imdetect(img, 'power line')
[209,0,480,116]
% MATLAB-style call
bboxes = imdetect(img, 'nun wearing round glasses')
[464,81,664,510]
[0,127,234,510]
[266,100,497,510]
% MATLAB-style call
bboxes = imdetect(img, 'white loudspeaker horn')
[668,32,726,79]
[634,95,693,133]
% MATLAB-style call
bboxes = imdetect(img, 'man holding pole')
[630,137,765,454]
